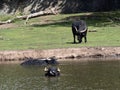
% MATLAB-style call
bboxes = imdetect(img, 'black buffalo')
[44,66,60,77]
[20,57,59,66]
[72,20,88,43]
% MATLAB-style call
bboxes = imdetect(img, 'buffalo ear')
[44,67,48,72]
[57,68,60,72]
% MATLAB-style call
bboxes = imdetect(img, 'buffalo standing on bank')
[72,20,88,43]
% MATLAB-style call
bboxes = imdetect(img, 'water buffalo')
[44,66,60,77]
[20,57,59,66]
[72,20,88,43]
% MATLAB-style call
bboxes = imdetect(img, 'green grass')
[0,11,120,50]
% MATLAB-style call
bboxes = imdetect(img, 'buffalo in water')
[72,20,88,43]
[20,57,59,66]
[44,66,60,77]
[20,57,60,77]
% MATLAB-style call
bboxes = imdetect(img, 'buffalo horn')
[80,28,87,33]
[44,67,48,72]
[74,26,78,33]
[57,68,60,72]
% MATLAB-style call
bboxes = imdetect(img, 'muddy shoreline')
[0,47,120,63]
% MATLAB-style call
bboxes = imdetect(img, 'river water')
[0,59,120,90]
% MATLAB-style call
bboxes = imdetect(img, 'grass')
[0,11,120,50]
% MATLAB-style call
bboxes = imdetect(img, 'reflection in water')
[0,59,120,90]
[43,77,60,90]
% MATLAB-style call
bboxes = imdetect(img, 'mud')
[0,47,120,63]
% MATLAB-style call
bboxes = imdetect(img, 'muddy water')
[0,59,120,90]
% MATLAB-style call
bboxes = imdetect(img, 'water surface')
[0,59,120,90]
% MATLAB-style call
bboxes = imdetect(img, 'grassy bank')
[0,11,120,50]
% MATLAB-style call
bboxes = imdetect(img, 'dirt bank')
[0,47,120,63]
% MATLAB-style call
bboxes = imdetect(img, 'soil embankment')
[0,47,120,63]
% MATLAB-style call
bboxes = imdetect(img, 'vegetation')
[0,0,120,14]
[0,11,120,50]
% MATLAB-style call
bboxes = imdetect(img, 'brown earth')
[0,47,120,63]
[0,23,17,29]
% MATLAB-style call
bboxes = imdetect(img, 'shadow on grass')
[63,11,120,27]
[31,11,120,28]
[31,20,72,27]
[66,42,81,44]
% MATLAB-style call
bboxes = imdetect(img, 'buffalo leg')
[73,35,76,43]
[84,36,87,43]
